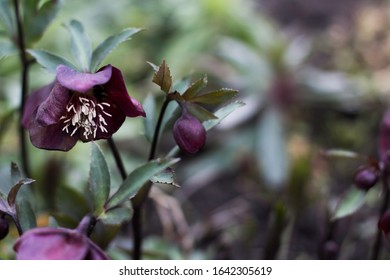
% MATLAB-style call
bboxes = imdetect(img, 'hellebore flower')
[173,110,206,154]
[22,64,145,151]
[14,217,108,260]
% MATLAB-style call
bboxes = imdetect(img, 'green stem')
[13,0,31,178]
[131,97,171,260]
[370,175,390,259]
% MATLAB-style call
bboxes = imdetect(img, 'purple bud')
[353,165,379,191]
[378,210,390,239]
[322,240,339,260]
[0,217,9,240]
[173,112,206,154]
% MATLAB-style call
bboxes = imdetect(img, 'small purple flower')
[173,110,206,154]
[14,217,108,260]
[23,64,146,151]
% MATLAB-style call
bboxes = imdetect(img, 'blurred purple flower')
[14,216,108,260]
[22,64,145,151]
[173,110,206,154]
[379,108,390,162]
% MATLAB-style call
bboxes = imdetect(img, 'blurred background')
[1,0,390,259]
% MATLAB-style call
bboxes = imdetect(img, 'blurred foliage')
[1,0,390,259]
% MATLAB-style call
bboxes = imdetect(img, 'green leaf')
[99,202,133,226]
[143,94,157,142]
[321,149,362,160]
[89,143,110,215]
[7,178,35,208]
[55,185,90,222]
[203,101,245,130]
[0,38,16,60]
[191,88,238,105]
[90,28,143,72]
[10,162,21,186]
[151,168,180,187]
[182,75,207,100]
[150,60,172,93]
[256,107,289,189]
[0,191,9,213]
[105,158,180,209]
[331,188,367,221]
[0,0,15,36]
[16,197,36,232]
[66,20,92,71]
[186,102,218,122]
[27,49,75,72]
[23,0,62,45]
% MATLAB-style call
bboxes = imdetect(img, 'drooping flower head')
[13,216,108,260]
[23,64,145,151]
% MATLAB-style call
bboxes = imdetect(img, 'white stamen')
[60,96,112,140]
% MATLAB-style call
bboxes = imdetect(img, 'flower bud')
[353,165,379,191]
[0,216,9,240]
[173,112,206,154]
[378,210,390,240]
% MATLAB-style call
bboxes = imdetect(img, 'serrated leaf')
[203,101,245,130]
[186,102,218,122]
[90,28,143,72]
[7,178,35,208]
[143,94,157,142]
[331,188,367,221]
[16,197,36,232]
[67,20,92,71]
[256,107,289,189]
[89,143,110,215]
[0,0,15,36]
[28,49,75,72]
[24,0,62,45]
[151,60,172,93]
[105,158,180,209]
[151,168,180,187]
[99,203,133,226]
[191,88,238,105]
[182,75,207,100]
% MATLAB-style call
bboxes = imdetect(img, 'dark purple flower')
[173,111,206,154]
[14,216,108,260]
[23,64,146,151]
[353,165,379,191]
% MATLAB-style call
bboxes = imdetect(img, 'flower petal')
[28,111,78,151]
[22,82,54,128]
[86,240,109,260]
[57,64,112,93]
[35,82,70,126]
[14,228,88,260]
[93,100,126,141]
[103,66,146,117]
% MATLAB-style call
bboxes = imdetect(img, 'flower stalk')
[13,0,31,177]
